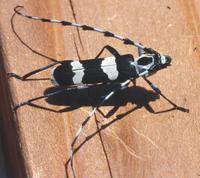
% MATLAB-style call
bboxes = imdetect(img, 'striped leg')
[8,61,60,81]
[143,77,189,112]
[138,48,146,56]
[12,86,83,110]
[69,79,131,178]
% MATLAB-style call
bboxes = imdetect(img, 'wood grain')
[0,0,200,178]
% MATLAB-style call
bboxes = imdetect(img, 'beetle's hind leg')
[12,86,81,110]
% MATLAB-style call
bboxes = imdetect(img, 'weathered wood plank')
[0,0,200,178]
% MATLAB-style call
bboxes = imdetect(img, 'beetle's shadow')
[27,84,179,116]
[29,84,165,116]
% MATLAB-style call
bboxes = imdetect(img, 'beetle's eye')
[137,57,153,65]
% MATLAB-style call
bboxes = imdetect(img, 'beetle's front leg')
[143,77,189,112]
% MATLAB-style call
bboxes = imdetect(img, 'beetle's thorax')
[131,53,172,77]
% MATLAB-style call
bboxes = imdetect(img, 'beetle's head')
[135,54,172,77]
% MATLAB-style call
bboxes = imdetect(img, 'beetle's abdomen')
[51,55,136,87]
[51,61,75,86]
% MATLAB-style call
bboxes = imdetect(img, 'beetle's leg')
[69,79,131,178]
[132,79,136,86]
[143,77,189,112]
[8,61,60,81]
[138,48,146,56]
[138,47,160,57]
[95,45,120,59]
[12,86,84,110]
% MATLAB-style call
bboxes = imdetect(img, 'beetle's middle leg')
[8,61,60,81]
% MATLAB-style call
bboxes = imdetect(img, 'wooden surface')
[1,1,200,178]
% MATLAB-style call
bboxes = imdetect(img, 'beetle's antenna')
[14,6,158,54]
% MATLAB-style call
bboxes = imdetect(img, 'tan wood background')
[0,0,200,178]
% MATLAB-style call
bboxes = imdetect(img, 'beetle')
[51,51,171,87]
[9,46,173,110]
[10,6,189,178]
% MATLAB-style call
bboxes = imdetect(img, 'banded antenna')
[14,6,159,55]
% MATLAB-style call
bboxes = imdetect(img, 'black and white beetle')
[51,52,171,87]
[9,6,189,178]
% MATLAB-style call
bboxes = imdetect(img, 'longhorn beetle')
[9,6,189,178]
